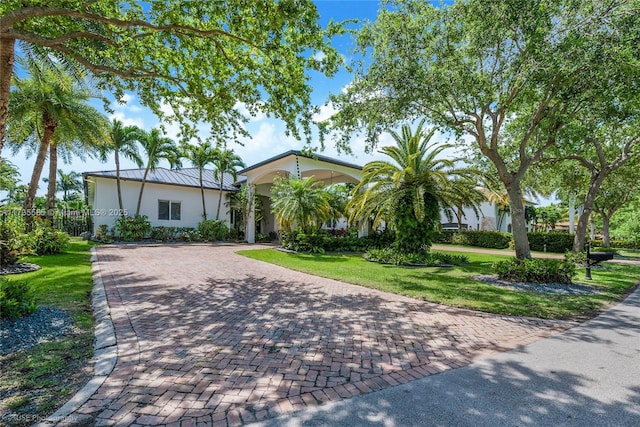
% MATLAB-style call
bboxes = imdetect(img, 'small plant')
[180,228,203,242]
[0,218,32,266]
[565,251,587,265]
[28,226,70,255]
[0,277,37,319]
[493,258,576,284]
[198,220,229,242]
[114,215,152,241]
[150,226,180,242]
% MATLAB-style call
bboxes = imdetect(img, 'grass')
[0,239,96,427]
[237,248,640,320]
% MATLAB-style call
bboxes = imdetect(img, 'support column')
[246,184,256,243]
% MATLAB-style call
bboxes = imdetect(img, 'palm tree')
[442,176,486,232]
[99,120,144,215]
[227,184,263,239]
[349,120,459,253]
[271,176,331,232]
[181,143,217,220]
[43,169,83,201]
[135,128,180,216]
[7,60,109,230]
[212,147,245,220]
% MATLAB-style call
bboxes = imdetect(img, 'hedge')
[527,232,574,253]
[451,230,511,249]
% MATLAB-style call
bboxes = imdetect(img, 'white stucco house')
[84,150,524,241]
[83,167,238,232]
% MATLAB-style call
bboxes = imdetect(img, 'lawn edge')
[38,247,117,427]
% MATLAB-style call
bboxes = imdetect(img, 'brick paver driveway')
[75,244,574,426]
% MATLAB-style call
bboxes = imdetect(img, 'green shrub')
[282,228,376,253]
[493,258,576,284]
[114,215,152,241]
[0,277,37,319]
[527,232,574,253]
[0,218,32,266]
[180,228,203,242]
[27,225,70,255]
[433,230,456,244]
[452,230,511,249]
[565,251,587,265]
[198,220,229,242]
[589,239,639,249]
[364,248,468,266]
[150,226,180,242]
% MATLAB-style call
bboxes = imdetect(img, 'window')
[158,200,181,220]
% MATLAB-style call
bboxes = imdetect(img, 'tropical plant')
[7,60,108,229]
[212,147,245,220]
[0,157,20,201]
[182,143,218,220]
[135,128,180,216]
[43,169,83,201]
[99,119,144,214]
[227,184,262,240]
[442,176,486,232]
[349,121,459,253]
[271,176,331,232]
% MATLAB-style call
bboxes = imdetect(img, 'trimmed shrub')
[282,228,381,253]
[0,277,37,319]
[493,258,576,284]
[590,239,639,250]
[433,230,456,244]
[151,226,180,242]
[364,248,468,266]
[28,226,70,255]
[114,215,152,241]
[452,230,511,249]
[198,220,229,242]
[180,228,203,242]
[527,232,574,253]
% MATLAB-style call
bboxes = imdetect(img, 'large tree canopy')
[0,0,342,159]
[325,0,640,259]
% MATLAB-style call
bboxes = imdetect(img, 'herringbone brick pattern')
[73,244,573,426]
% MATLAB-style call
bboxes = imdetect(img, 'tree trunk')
[456,205,463,232]
[23,126,54,232]
[601,213,611,247]
[505,184,531,260]
[200,169,207,221]
[0,37,15,163]
[115,151,125,214]
[135,168,150,216]
[46,143,58,223]
[568,193,576,235]
[573,173,608,253]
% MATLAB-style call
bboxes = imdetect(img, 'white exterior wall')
[439,201,512,232]
[91,177,232,233]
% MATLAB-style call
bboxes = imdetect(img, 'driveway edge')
[37,247,117,426]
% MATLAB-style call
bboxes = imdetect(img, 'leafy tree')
[181,143,217,221]
[135,128,180,216]
[7,60,108,229]
[348,121,459,253]
[211,148,245,221]
[326,0,640,259]
[610,194,640,245]
[99,119,143,215]
[592,163,640,247]
[0,0,342,163]
[271,176,331,232]
[324,183,351,228]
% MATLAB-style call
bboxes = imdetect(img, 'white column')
[246,185,256,243]
[568,193,576,235]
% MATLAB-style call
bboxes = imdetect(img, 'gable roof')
[83,168,238,191]
[238,150,363,175]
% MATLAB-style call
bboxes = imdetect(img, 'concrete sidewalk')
[250,285,640,426]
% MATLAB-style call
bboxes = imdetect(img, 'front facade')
[84,168,236,233]
[85,151,527,241]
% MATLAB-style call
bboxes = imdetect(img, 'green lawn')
[0,239,96,426]
[238,248,640,320]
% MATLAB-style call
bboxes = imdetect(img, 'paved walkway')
[57,244,575,426]
[252,279,640,427]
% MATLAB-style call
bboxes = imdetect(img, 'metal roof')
[83,168,239,191]
[238,150,363,175]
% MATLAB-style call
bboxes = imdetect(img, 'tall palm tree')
[442,176,486,232]
[7,60,108,230]
[349,120,459,253]
[271,176,331,232]
[43,169,83,201]
[99,119,144,214]
[212,147,245,220]
[135,128,180,216]
[181,143,217,220]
